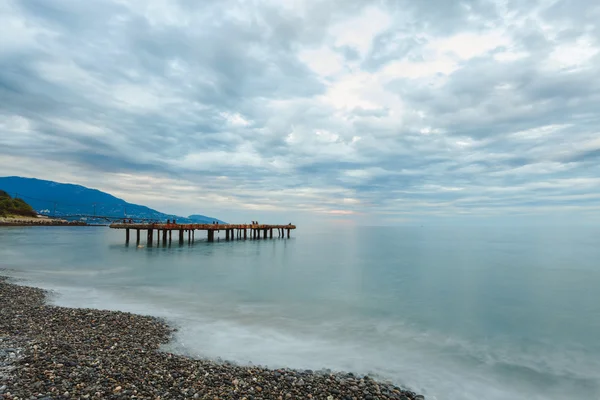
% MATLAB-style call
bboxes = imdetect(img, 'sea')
[0,224,599,400]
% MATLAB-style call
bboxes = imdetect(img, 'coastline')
[0,276,424,400]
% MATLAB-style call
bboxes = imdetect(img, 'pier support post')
[179,230,184,243]
[244,229,247,239]
[125,228,130,243]
[169,230,172,243]
[270,228,273,239]
[287,228,290,238]
[264,228,267,239]
[163,230,167,243]
[136,229,140,243]
[192,230,195,242]
[157,230,160,245]
[148,229,154,246]
[226,229,230,240]
[188,229,191,243]
[208,230,214,242]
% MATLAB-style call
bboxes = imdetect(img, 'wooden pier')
[109,223,296,245]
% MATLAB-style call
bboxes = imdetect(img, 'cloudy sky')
[1,0,599,224]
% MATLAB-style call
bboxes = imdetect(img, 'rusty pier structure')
[109,222,296,245]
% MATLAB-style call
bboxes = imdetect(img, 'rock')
[414,396,425,400]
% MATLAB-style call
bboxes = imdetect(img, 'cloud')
[0,0,599,223]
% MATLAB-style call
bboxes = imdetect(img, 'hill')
[0,190,37,217]
[0,177,224,223]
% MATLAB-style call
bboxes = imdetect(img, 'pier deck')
[110,223,296,244]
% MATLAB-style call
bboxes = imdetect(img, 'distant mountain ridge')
[0,176,225,223]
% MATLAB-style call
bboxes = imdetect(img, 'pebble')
[0,276,425,400]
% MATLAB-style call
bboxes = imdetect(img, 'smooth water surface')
[1,225,599,400]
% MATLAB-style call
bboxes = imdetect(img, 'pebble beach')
[0,276,424,400]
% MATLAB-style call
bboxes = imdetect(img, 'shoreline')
[0,216,88,227]
[0,276,424,400]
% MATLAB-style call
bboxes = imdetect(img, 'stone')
[0,277,426,400]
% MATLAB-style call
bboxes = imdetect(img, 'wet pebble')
[0,276,425,400]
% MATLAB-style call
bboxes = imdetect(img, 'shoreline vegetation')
[0,191,87,227]
[0,276,424,400]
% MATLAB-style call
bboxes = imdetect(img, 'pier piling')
[111,223,296,244]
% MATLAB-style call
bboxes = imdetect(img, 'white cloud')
[429,31,510,60]
[548,35,599,70]
[221,112,251,127]
[298,46,345,77]
[329,6,391,58]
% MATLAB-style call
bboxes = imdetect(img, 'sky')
[1,0,599,225]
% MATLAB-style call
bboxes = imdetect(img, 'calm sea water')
[1,225,599,400]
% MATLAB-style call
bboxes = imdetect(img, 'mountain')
[0,176,225,223]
